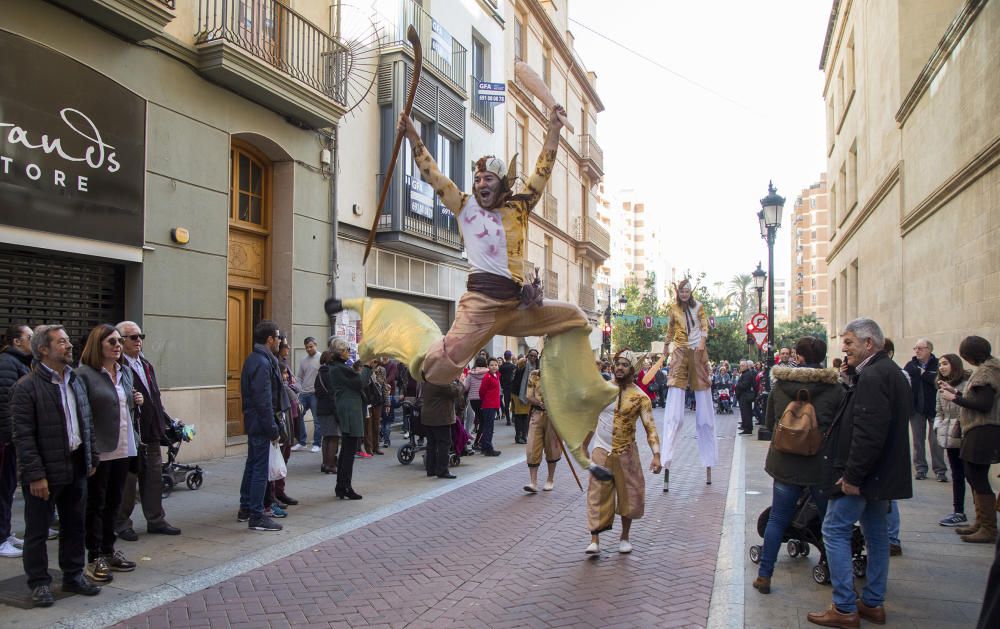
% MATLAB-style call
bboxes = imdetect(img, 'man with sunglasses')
[114,322,181,542]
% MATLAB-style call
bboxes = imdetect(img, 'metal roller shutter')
[366,288,452,335]
[0,247,125,349]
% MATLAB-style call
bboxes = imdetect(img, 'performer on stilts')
[660,279,718,492]
[584,351,662,554]
[327,106,616,478]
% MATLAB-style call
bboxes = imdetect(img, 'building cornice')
[522,0,605,112]
[895,0,988,127]
[819,0,842,71]
[820,0,853,96]
[900,134,1000,236]
[827,162,900,262]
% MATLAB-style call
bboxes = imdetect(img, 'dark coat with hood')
[903,353,938,417]
[764,366,844,487]
[11,363,99,485]
[0,347,32,443]
[824,351,913,500]
[240,344,283,440]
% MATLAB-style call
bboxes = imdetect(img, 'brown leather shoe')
[752,576,771,594]
[856,599,886,624]
[807,604,860,628]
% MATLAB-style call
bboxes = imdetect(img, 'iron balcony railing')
[581,134,604,174]
[470,76,494,131]
[376,0,467,91]
[377,176,462,250]
[542,192,558,224]
[578,283,596,311]
[196,0,348,102]
[545,269,559,300]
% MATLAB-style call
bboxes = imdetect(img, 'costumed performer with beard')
[660,279,718,492]
[327,106,616,479]
[583,351,662,554]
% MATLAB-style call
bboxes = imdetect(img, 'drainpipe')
[327,126,339,339]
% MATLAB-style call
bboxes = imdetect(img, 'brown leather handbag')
[773,389,822,456]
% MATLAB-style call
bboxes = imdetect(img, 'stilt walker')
[660,279,718,492]
[327,68,615,479]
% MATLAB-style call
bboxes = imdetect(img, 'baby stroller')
[397,400,427,465]
[748,491,867,585]
[752,391,768,425]
[715,388,734,414]
[160,419,203,498]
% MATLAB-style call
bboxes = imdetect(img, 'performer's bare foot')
[543,480,554,491]
[585,537,600,554]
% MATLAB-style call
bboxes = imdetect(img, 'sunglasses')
[106,337,123,346]
[125,334,145,341]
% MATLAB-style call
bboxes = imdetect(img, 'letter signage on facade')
[0,31,145,247]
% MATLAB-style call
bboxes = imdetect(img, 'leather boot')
[956,493,982,535]
[752,576,771,594]
[962,493,997,543]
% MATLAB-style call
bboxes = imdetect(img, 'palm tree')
[727,273,753,323]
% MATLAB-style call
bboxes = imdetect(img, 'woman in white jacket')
[935,353,971,527]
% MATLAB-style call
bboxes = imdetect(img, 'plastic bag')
[268,442,287,481]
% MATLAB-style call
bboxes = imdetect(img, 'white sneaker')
[7,534,23,548]
[47,528,58,540]
[585,542,600,554]
[290,444,305,452]
[0,540,22,558]
[619,540,633,554]
[310,445,321,453]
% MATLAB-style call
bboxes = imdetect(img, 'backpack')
[772,388,822,456]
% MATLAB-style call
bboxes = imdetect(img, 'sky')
[568,0,832,297]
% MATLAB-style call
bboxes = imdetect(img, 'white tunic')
[458,196,511,278]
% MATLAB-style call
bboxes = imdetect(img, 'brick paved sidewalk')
[114,409,738,629]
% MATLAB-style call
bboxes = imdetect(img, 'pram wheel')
[812,562,830,584]
[852,557,867,578]
[787,540,800,558]
[748,545,762,564]
[161,474,174,499]
[185,470,203,491]
[448,453,461,467]
[798,541,810,557]
[397,444,415,465]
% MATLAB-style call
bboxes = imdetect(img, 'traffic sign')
[750,313,768,331]
[752,331,768,349]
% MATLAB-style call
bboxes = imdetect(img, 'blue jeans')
[239,435,270,518]
[886,500,900,546]
[759,481,828,578]
[297,392,320,447]
[822,495,890,613]
[480,408,497,451]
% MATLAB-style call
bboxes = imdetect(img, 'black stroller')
[748,491,867,585]
[396,399,461,468]
[160,419,204,498]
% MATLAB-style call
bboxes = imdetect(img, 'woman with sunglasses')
[75,325,142,583]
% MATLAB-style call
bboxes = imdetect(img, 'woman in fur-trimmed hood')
[753,336,845,595]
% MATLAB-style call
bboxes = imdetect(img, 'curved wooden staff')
[363,25,422,264]
[559,439,585,492]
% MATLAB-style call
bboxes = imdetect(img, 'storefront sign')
[0,32,145,247]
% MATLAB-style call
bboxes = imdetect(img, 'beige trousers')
[667,345,712,392]
[525,408,561,467]
[587,443,645,534]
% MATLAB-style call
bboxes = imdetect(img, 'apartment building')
[790,175,831,325]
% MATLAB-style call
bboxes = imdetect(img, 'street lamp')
[759,180,785,396]
[752,262,766,313]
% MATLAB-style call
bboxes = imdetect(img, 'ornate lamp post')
[752,262,767,362]
[759,181,785,394]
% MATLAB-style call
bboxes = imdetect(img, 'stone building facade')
[821,0,998,353]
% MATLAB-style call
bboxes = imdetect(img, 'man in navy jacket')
[237,321,284,531]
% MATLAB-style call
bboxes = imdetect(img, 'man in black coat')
[11,325,101,606]
[114,322,181,541]
[808,319,912,628]
[1,324,33,559]
[498,351,517,425]
[903,339,946,481]
[734,361,756,435]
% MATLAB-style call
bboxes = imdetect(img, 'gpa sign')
[477,81,505,105]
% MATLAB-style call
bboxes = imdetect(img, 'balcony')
[376,0,467,93]
[195,0,348,129]
[375,175,463,260]
[50,0,175,41]
[581,134,604,181]
[470,76,494,131]
[578,283,596,312]
[575,216,611,262]
[545,269,559,300]
[542,192,558,225]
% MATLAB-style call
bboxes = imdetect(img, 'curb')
[53,455,525,629]
[707,431,746,629]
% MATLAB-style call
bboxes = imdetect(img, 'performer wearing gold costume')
[327,106,616,479]
[660,279,718,492]
[584,352,661,554]
[523,365,561,493]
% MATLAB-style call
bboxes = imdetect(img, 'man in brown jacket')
[420,381,463,479]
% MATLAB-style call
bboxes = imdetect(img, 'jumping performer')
[327,106,616,478]
[660,279,718,492]
[584,351,662,554]
[523,358,560,493]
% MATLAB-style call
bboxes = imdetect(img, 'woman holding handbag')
[753,336,844,595]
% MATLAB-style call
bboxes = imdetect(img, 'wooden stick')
[363,25,422,264]
[559,439,584,492]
